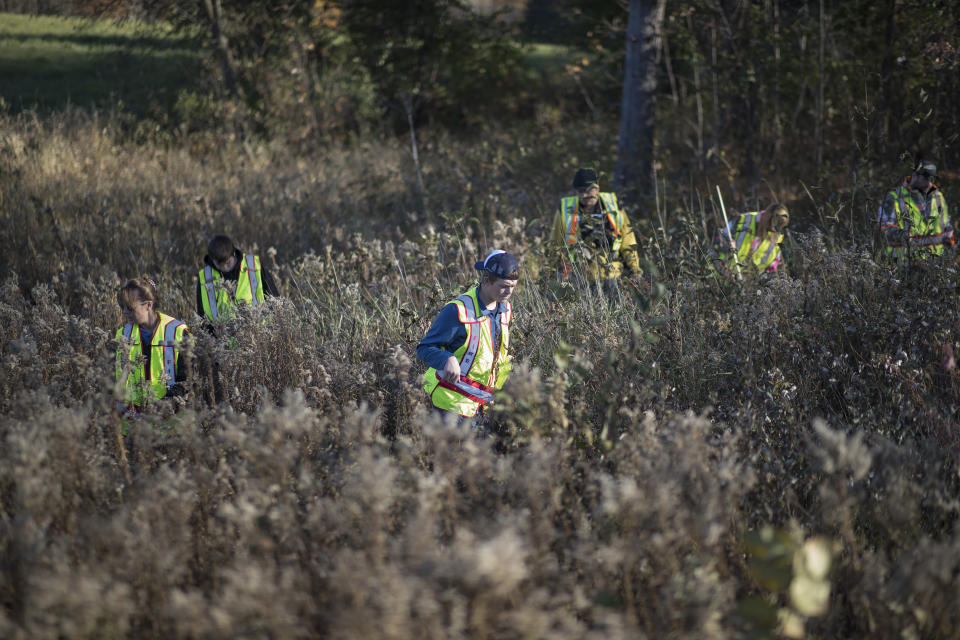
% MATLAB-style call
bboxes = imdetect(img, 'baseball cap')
[572,168,599,190]
[914,160,937,178]
[474,250,520,280]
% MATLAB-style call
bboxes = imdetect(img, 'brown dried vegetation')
[1,110,959,638]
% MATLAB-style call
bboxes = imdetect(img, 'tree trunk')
[878,0,898,157]
[815,0,825,177]
[771,0,782,186]
[710,16,720,175]
[693,54,704,171]
[201,0,242,104]
[615,0,667,209]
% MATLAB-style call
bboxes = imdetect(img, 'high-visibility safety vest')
[423,287,512,418]
[560,192,626,254]
[199,254,266,322]
[713,211,784,273]
[879,181,952,259]
[115,312,188,408]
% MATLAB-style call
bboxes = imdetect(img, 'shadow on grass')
[0,29,196,51]
[0,28,204,115]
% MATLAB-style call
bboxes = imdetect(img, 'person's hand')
[439,356,460,384]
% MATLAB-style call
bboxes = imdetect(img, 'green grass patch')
[0,12,203,115]
[521,41,575,75]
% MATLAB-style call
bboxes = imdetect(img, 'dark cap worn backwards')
[572,168,599,190]
[475,250,520,280]
[915,160,938,177]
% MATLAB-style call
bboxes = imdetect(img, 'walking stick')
[716,185,742,279]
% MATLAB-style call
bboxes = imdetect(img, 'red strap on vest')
[437,380,490,405]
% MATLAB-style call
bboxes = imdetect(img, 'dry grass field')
[2,103,959,639]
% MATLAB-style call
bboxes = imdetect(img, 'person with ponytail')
[115,277,190,413]
[710,203,790,281]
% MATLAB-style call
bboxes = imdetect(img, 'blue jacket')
[417,286,507,371]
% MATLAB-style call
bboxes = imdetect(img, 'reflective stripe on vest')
[599,193,622,238]
[203,265,220,320]
[561,194,624,252]
[912,231,953,246]
[200,254,264,321]
[202,265,219,320]
[759,233,783,268]
[741,215,783,270]
[116,313,186,407]
[424,287,511,416]
[891,186,910,260]
[454,292,483,376]
[887,184,950,257]
[713,212,781,271]
[244,254,260,308]
[118,323,136,412]
[562,197,579,245]
[162,319,184,387]
[437,375,496,406]
[736,214,757,254]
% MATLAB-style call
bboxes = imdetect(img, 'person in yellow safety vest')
[196,234,279,332]
[878,160,952,260]
[115,277,190,414]
[417,250,519,422]
[549,168,642,288]
[710,204,790,281]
